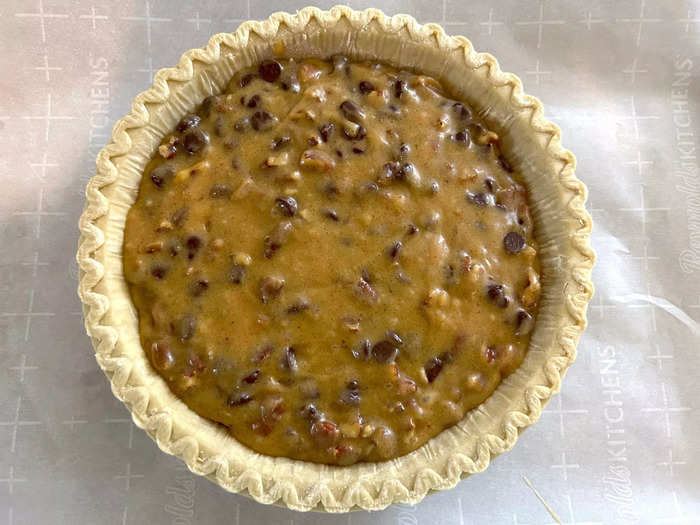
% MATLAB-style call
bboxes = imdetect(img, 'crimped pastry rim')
[76,5,595,512]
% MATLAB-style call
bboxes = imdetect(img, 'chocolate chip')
[399,142,410,156]
[227,393,253,406]
[503,232,526,254]
[209,184,231,199]
[242,370,260,384]
[190,279,209,297]
[487,283,509,308]
[271,136,291,150]
[234,117,250,132]
[282,347,297,371]
[388,241,402,260]
[371,340,399,363]
[246,94,261,108]
[386,330,403,346]
[425,357,444,383]
[179,313,196,341]
[485,178,496,192]
[343,125,366,140]
[339,384,361,406]
[498,154,514,172]
[200,95,221,117]
[171,207,188,227]
[183,128,209,155]
[275,196,298,217]
[258,59,282,82]
[339,100,365,122]
[393,79,406,98]
[467,191,490,206]
[176,113,201,132]
[452,102,471,120]
[150,165,174,188]
[251,110,278,131]
[263,221,292,258]
[358,81,375,94]
[186,235,202,251]
[319,122,334,142]
[323,208,339,221]
[239,73,256,87]
[229,263,246,284]
[407,223,419,235]
[151,264,168,279]
[454,130,470,145]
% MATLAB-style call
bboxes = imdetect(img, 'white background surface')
[1,1,699,523]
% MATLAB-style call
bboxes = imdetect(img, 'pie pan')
[77,5,595,512]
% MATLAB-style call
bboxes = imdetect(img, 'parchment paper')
[0,1,698,523]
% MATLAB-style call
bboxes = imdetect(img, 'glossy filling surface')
[123,57,541,464]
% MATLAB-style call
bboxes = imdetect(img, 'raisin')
[393,79,406,98]
[246,94,261,108]
[229,263,246,284]
[371,340,399,363]
[182,128,209,155]
[358,80,375,94]
[250,110,278,131]
[425,356,444,382]
[388,241,402,260]
[487,283,510,308]
[227,393,253,407]
[339,100,365,122]
[319,122,334,142]
[151,264,168,279]
[239,73,256,87]
[503,232,526,254]
[454,130,470,144]
[258,59,282,82]
[242,370,260,384]
[150,165,174,188]
[271,136,291,150]
[190,279,209,297]
[275,196,298,217]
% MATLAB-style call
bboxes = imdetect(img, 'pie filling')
[123,57,541,465]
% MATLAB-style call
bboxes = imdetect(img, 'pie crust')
[77,6,595,512]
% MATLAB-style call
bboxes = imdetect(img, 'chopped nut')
[144,241,163,253]
[299,61,323,83]
[260,276,285,304]
[158,136,178,159]
[367,89,388,108]
[263,151,289,168]
[521,268,541,307]
[234,252,252,266]
[475,130,499,146]
[424,287,449,308]
[175,160,210,183]
[234,177,254,199]
[156,220,173,232]
[299,149,336,171]
[211,238,225,249]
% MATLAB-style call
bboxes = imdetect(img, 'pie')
[78,6,594,511]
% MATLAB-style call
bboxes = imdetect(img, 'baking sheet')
[0,0,698,523]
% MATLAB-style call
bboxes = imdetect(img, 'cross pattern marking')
[114,462,143,491]
[623,58,648,85]
[655,491,700,523]
[9,354,39,383]
[122,505,128,525]
[1,289,56,341]
[12,187,67,240]
[480,8,504,36]
[515,1,565,49]
[33,53,62,82]
[619,96,661,143]
[79,5,108,31]
[647,344,673,371]
[21,252,49,278]
[14,0,68,44]
[137,56,157,85]
[656,448,686,477]
[580,12,605,30]
[0,397,41,453]
[187,12,211,31]
[21,93,77,142]
[623,149,653,178]
[622,243,659,274]
[642,383,691,438]
[0,466,26,495]
[616,0,663,47]
[590,288,618,319]
[551,451,580,481]
[525,59,551,86]
[29,151,59,181]
[63,416,88,431]
[104,417,136,449]
[122,1,172,49]
[619,185,669,239]
[542,394,588,438]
